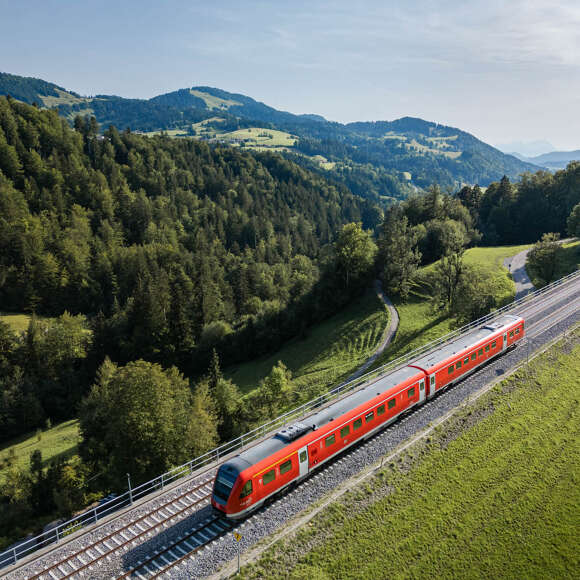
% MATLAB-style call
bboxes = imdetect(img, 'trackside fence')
[2,269,579,568]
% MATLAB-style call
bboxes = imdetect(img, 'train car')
[212,314,525,518]
[212,365,425,518]
[408,314,524,397]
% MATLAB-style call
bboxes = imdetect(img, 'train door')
[428,373,436,398]
[502,332,508,352]
[419,378,426,403]
[298,446,309,478]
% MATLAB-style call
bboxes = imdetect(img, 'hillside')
[0,72,539,201]
[528,150,580,170]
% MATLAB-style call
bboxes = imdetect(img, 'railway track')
[7,271,580,579]
[118,515,232,579]
[27,478,214,580]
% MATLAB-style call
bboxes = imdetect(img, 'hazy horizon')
[2,0,579,150]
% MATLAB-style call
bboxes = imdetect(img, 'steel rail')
[28,479,214,580]
[117,515,231,579]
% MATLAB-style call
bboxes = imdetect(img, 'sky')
[2,0,579,151]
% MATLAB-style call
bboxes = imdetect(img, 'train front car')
[211,459,249,516]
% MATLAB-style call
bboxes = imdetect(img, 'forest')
[0,94,579,550]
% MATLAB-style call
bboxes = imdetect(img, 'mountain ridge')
[0,71,540,199]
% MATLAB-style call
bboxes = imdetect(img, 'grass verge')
[0,420,81,484]
[225,289,388,396]
[243,328,579,579]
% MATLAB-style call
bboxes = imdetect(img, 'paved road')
[345,279,399,382]
[504,249,534,300]
[504,239,576,301]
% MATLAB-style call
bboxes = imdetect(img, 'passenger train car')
[212,314,524,518]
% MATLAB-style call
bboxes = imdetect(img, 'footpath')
[345,279,399,382]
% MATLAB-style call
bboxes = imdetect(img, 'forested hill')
[0,96,379,376]
[0,72,539,200]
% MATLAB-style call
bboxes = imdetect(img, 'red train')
[212,314,524,518]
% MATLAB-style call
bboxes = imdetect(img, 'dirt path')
[344,279,399,382]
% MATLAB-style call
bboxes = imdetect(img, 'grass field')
[558,239,580,276]
[0,420,81,483]
[374,245,529,367]
[225,289,388,397]
[0,312,49,334]
[189,89,241,110]
[219,128,297,147]
[243,330,580,579]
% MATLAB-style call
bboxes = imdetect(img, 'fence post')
[93,506,98,523]
[161,473,164,489]
[55,526,60,543]
[127,472,133,506]
[12,546,17,565]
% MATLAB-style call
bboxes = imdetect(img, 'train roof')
[306,365,422,430]
[410,314,521,371]
[227,366,422,471]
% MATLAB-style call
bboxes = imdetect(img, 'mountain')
[0,71,539,200]
[527,150,580,170]
[495,139,555,158]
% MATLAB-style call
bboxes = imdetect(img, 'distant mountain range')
[496,140,555,158]
[0,71,541,202]
[510,150,580,170]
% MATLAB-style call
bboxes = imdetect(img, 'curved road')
[504,249,535,300]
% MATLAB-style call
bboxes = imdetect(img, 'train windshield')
[213,466,238,504]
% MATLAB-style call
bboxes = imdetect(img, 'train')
[211,314,525,518]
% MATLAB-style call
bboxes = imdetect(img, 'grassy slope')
[244,331,580,580]
[375,245,531,366]
[225,289,388,396]
[0,312,54,334]
[0,420,81,484]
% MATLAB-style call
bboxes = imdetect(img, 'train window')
[448,365,454,374]
[240,480,253,498]
[408,387,415,398]
[365,411,374,422]
[340,425,350,438]
[509,331,514,338]
[430,375,435,386]
[353,418,363,430]
[464,357,469,365]
[485,345,490,352]
[263,469,275,485]
[280,459,292,475]
[515,328,520,335]
[388,398,396,409]
[471,353,476,361]
[377,405,385,416]
[492,341,497,348]
[299,451,307,463]
[325,434,336,447]
[456,360,462,369]
[478,349,484,356]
